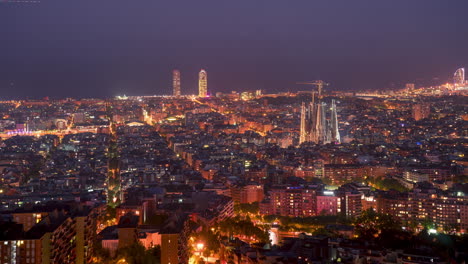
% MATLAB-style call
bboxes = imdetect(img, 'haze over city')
[1,0,468,98]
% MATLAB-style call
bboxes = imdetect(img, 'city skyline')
[0,88,466,264]
[0,66,466,100]
[172,69,181,97]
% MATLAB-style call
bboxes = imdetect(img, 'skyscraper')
[172,69,181,97]
[405,83,415,90]
[198,69,207,97]
[454,68,465,86]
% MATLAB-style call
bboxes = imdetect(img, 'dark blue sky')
[1,0,468,98]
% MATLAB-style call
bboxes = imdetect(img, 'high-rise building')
[339,191,362,218]
[259,186,317,217]
[330,99,340,144]
[405,83,415,90]
[299,92,340,145]
[454,68,465,86]
[324,164,364,185]
[316,191,340,215]
[160,214,190,264]
[230,184,264,204]
[300,94,325,144]
[172,69,181,97]
[198,69,207,97]
[1,205,98,264]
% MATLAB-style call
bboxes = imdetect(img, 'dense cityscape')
[2,1,468,263]
[0,67,466,264]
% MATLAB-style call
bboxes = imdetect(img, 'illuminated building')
[300,94,340,145]
[316,191,340,215]
[330,99,340,143]
[75,212,97,264]
[12,212,46,232]
[324,164,363,185]
[230,184,264,204]
[404,170,429,183]
[198,69,207,97]
[25,214,77,264]
[376,192,409,222]
[406,83,415,90]
[172,69,181,97]
[259,186,317,217]
[117,214,139,249]
[1,207,98,264]
[0,223,25,264]
[160,214,190,264]
[240,91,255,101]
[412,102,431,121]
[300,94,326,144]
[339,190,362,218]
[454,68,465,86]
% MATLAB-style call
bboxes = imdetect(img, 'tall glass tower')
[454,68,465,86]
[198,69,207,97]
[172,69,181,97]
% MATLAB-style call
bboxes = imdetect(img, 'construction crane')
[296,80,329,98]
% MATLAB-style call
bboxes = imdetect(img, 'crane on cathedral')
[296,80,340,145]
[296,80,329,98]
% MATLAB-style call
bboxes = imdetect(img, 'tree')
[115,243,161,264]
[234,202,259,215]
[354,209,402,240]
[368,177,408,192]
[313,227,338,237]
[217,217,269,244]
[263,215,278,223]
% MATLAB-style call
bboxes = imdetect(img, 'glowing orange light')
[196,243,204,251]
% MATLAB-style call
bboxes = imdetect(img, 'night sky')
[1,0,468,98]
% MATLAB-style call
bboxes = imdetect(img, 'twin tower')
[172,69,208,97]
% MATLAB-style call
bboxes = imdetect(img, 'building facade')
[198,69,207,97]
[260,186,317,217]
[172,69,181,97]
